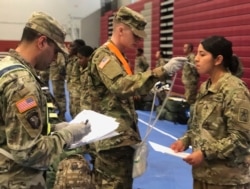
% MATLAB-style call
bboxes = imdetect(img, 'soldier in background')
[134,48,149,73]
[77,45,94,111]
[0,11,91,188]
[171,35,250,189]
[88,6,186,189]
[183,43,195,62]
[48,47,95,189]
[65,39,85,118]
[133,48,149,108]
[182,43,200,105]
[155,50,166,68]
[50,52,67,121]
[154,50,173,105]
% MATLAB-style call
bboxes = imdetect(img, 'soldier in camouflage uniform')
[88,6,187,189]
[50,52,67,121]
[47,46,96,189]
[155,50,166,68]
[77,45,94,111]
[134,48,149,73]
[171,36,250,189]
[65,39,86,118]
[0,12,91,188]
[182,43,200,105]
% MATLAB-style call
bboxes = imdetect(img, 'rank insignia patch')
[16,96,38,113]
[99,56,110,69]
[27,111,41,129]
[238,108,249,123]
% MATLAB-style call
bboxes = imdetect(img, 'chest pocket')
[196,93,225,135]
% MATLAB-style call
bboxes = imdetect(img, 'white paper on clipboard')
[69,110,120,148]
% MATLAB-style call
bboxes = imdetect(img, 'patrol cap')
[25,12,68,54]
[114,6,147,38]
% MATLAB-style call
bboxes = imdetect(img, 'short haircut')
[74,39,86,47]
[77,45,94,57]
[20,27,40,42]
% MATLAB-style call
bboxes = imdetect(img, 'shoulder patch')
[16,96,38,113]
[26,111,41,129]
[99,56,110,69]
[238,108,249,123]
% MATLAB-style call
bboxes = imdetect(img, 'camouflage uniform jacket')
[88,43,158,151]
[0,50,69,188]
[180,72,250,185]
[181,53,199,105]
[69,57,81,91]
[134,55,149,73]
[65,55,78,91]
[50,52,66,81]
[80,66,91,110]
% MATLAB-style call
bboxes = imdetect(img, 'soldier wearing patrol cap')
[87,6,187,189]
[171,36,250,189]
[0,12,91,188]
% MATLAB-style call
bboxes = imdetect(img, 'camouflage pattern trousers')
[194,179,250,189]
[93,146,134,189]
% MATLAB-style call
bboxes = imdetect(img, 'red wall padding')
[0,40,19,51]
[150,0,161,69]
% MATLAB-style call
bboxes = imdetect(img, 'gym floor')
[133,110,192,189]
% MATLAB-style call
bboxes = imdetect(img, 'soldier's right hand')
[53,122,69,131]
[170,140,185,153]
[60,122,91,147]
[163,57,188,75]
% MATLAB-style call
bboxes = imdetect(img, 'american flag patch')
[99,56,110,69]
[16,96,38,113]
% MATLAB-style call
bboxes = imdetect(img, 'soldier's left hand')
[183,150,204,166]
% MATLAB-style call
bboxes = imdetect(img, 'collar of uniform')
[8,49,38,77]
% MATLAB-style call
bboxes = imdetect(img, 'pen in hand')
[85,119,89,125]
